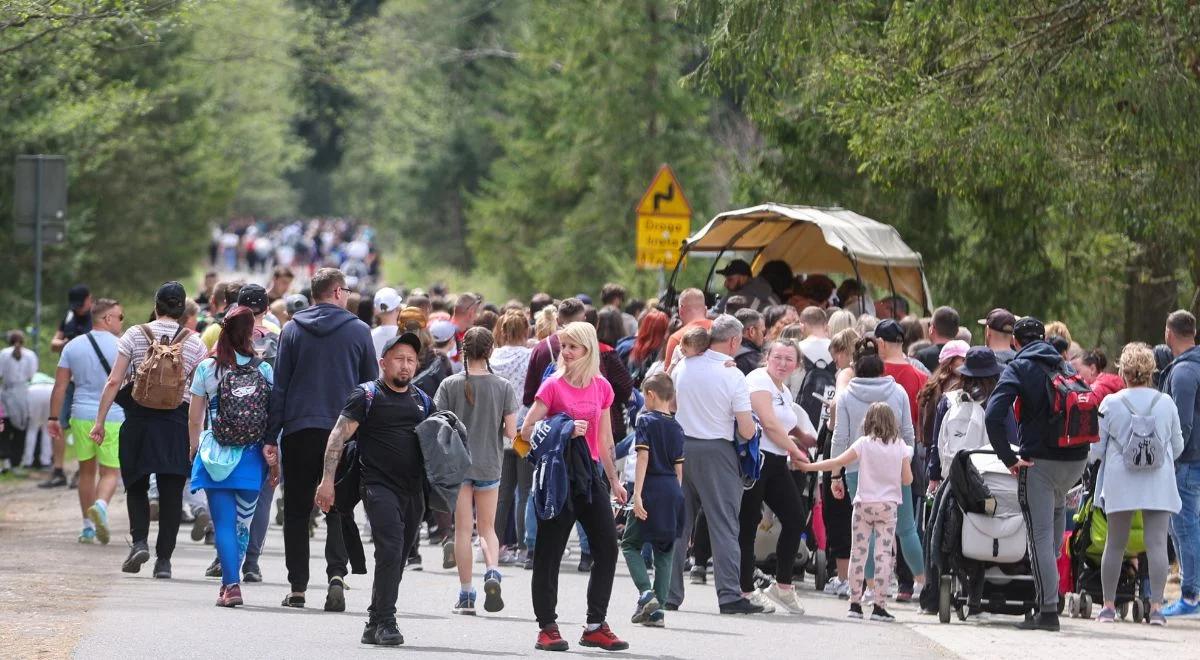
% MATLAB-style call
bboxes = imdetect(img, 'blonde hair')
[556,321,601,386]
[1118,342,1156,388]
[828,309,856,336]
[862,402,900,444]
[1045,321,1072,344]
[680,326,711,355]
[534,305,558,341]
[494,310,530,347]
[829,327,861,359]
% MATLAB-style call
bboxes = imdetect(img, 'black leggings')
[739,452,806,589]
[531,472,618,627]
[127,473,186,559]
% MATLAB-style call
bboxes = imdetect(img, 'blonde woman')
[521,322,628,652]
[828,309,856,337]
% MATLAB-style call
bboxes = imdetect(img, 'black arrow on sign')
[653,183,674,211]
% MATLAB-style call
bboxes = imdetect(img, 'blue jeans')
[1171,461,1200,600]
[523,496,590,554]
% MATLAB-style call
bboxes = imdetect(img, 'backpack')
[936,390,989,479]
[796,355,837,430]
[131,324,193,410]
[210,358,270,447]
[1044,365,1101,448]
[1115,392,1168,471]
[360,380,433,421]
[540,337,561,385]
[251,326,279,367]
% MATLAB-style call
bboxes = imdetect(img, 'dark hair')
[764,304,794,331]
[214,306,255,369]
[1048,335,1070,356]
[734,308,763,330]
[596,307,625,347]
[600,283,626,306]
[1081,348,1108,371]
[961,374,1000,402]
[462,327,495,406]
[310,268,345,302]
[407,294,431,314]
[356,296,375,325]
[583,306,598,328]
[1167,310,1197,339]
[723,295,751,315]
[529,292,554,316]
[6,329,25,360]
[641,372,675,401]
[918,357,961,408]
[932,306,960,341]
[880,295,910,316]
[632,310,669,363]
[272,265,294,279]
[900,315,925,351]
[759,260,794,299]
[624,299,645,319]
[558,297,586,322]
[853,337,884,377]
[474,310,499,332]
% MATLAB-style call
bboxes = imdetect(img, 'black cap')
[716,259,753,277]
[155,281,186,317]
[1013,316,1045,343]
[957,347,1003,378]
[68,284,90,309]
[236,284,269,315]
[874,318,905,343]
[978,308,1016,334]
[381,331,422,357]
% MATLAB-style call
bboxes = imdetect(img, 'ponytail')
[7,330,25,360]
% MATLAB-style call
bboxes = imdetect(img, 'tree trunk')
[1123,238,1180,345]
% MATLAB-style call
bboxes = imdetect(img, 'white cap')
[430,319,457,344]
[373,287,403,313]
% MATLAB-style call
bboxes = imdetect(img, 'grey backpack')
[1117,393,1167,471]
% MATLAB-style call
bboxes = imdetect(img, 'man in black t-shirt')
[315,331,431,647]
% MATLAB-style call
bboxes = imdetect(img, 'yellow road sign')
[636,165,692,217]
[636,214,689,269]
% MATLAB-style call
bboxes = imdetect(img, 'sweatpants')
[242,480,275,572]
[208,488,259,586]
[363,484,424,626]
[849,502,898,606]
[669,437,743,607]
[622,516,674,605]
[738,452,806,590]
[1103,509,1171,603]
[1017,458,1086,610]
[531,470,618,627]
[326,460,367,579]
[281,428,329,592]
[127,473,185,559]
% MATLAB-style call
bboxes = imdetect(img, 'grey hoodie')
[831,376,916,472]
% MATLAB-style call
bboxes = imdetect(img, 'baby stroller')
[1063,462,1150,621]
[929,449,1037,623]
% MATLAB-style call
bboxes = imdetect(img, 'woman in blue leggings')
[187,306,279,607]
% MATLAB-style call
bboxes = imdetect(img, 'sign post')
[635,165,692,288]
[13,155,68,350]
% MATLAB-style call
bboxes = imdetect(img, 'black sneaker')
[719,597,765,615]
[848,603,864,619]
[38,470,67,489]
[191,507,211,542]
[122,542,150,573]
[870,605,895,622]
[523,550,535,571]
[689,565,707,585]
[281,592,306,608]
[205,557,222,578]
[1016,612,1060,631]
[153,558,172,579]
[243,566,263,583]
[362,621,404,646]
[407,553,424,571]
[577,553,593,573]
[325,577,346,612]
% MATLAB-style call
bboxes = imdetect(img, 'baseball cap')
[285,293,310,315]
[374,287,403,314]
[576,293,593,306]
[381,331,422,357]
[430,319,457,344]
[1013,317,1046,343]
[716,259,753,277]
[68,284,90,309]
[155,281,186,317]
[236,284,269,315]
[978,308,1016,334]
[874,319,905,343]
[938,339,970,363]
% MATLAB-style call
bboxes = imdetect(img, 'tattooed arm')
[314,415,360,513]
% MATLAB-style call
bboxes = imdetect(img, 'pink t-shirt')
[850,436,913,505]
[536,374,615,460]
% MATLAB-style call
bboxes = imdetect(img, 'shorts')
[464,478,501,491]
[71,418,121,468]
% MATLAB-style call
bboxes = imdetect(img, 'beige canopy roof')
[679,203,932,311]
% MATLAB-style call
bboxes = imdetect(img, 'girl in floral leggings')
[802,402,912,622]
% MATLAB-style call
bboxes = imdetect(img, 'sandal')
[281,592,306,608]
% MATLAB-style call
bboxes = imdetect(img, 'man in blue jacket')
[984,317,1088,631]
[1162,310,1200,617]
[264,267,378,612]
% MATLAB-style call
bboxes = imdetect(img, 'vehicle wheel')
[955,605,967,622]
[814,550,828,589]
[1118,601,1129,620]
[1064,593,1078,618]
[938,575,953,624]
[1080,593,1093,619]
[1130,599,1142,623]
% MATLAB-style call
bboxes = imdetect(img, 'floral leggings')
[849,501,898,607]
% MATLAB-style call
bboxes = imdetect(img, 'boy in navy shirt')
[621,373,685,627]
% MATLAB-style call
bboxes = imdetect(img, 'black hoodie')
[984,339,1090,467]
[265,303,378,443]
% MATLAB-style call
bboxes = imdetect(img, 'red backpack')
[1046,366,1100,448]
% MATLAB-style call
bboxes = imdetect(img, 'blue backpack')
[733,414,765,490]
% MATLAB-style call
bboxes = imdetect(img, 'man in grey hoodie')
[1162,310,1200,616]
[265,268,378,611]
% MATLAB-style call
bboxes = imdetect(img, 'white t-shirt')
[746,368,799,456]
[799,336,833,367]
[674,350,752,440]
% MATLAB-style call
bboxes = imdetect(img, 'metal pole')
[33,156,43,351]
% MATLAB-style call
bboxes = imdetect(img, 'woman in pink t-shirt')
[520,322,629,652]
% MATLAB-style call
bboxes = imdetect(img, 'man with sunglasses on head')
[265,267,379,612]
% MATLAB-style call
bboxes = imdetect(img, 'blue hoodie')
[985,339,1090,467]
[1163,345,1200,464]
[265,303,378,443]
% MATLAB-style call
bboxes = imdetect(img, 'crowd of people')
[209,218,381,290]
[3,256,1200,649]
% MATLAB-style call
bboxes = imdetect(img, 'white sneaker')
[863,588,875,603]
[765,584,805,615]
[747,590,776,614]
[837,580,851,598]
[823,577,845,595]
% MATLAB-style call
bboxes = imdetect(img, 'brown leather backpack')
[131,324,192,410]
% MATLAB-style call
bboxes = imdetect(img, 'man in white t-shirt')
[798,306,833,366]
[371,288,403,374]
[668,314,762,615]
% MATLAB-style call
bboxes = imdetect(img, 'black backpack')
[796,355,837,430]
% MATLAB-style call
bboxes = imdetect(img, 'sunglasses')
[338,287,353,295]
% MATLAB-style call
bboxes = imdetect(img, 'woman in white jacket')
[1091,342,1184,626]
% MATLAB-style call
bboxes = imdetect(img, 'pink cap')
[939,340,970,363]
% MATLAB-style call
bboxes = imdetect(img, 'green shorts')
[71,419,121,468]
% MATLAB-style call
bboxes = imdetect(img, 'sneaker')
[870,605,896,622]
[837,580,851,599]
[895,590,913,603]
[578,623,628,651]
[577,553,594,573]
[205,557,222,578]
[1095,607,1116,623]
[215,585,227,607]
[523,550,535,571]
[453,589,477,615]
[220,584,244,607]
[38,470,67,488]
[663,602,679,611]
[361,621,404,646]
[484,570,504,613]
[191,507,211,542]
[243,567,262,583]
[823,576,845,595]
[281,592,306,608]
[325,577,346,612]
[79,528,96,544]
[752,568,774,592]
[407,553,424,571]
[443,540,457,569]
[1015,612,1060,631]
[719,597,765,615]
[862,588,875,603]
[1162,598,1200,617]
[499,548,519,566]
[1149,611,1167,626]
[765,584,805,615]
[644,609,665,627]
[747,590,776,614]
[86,503,110,545]
[153,558,172,579]
[122,542,150,573]
[847,603,864,619]
[689,565,707,585]
[630,590,660,624]
[149,498,160,522]
[534,624,569,652]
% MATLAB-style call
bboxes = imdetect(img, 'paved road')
[65,493,1199,660]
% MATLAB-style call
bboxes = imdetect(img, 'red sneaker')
[579,623,629,651]
[220,584,244,608]
[215,585,226,607]
[535,625,569,652]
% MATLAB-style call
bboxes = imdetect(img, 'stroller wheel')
[1079,593,1093,619]
[1118,601,1130,620]
[813,550,828,588]
[1064,593,1079,618]
[938,575,953,624]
